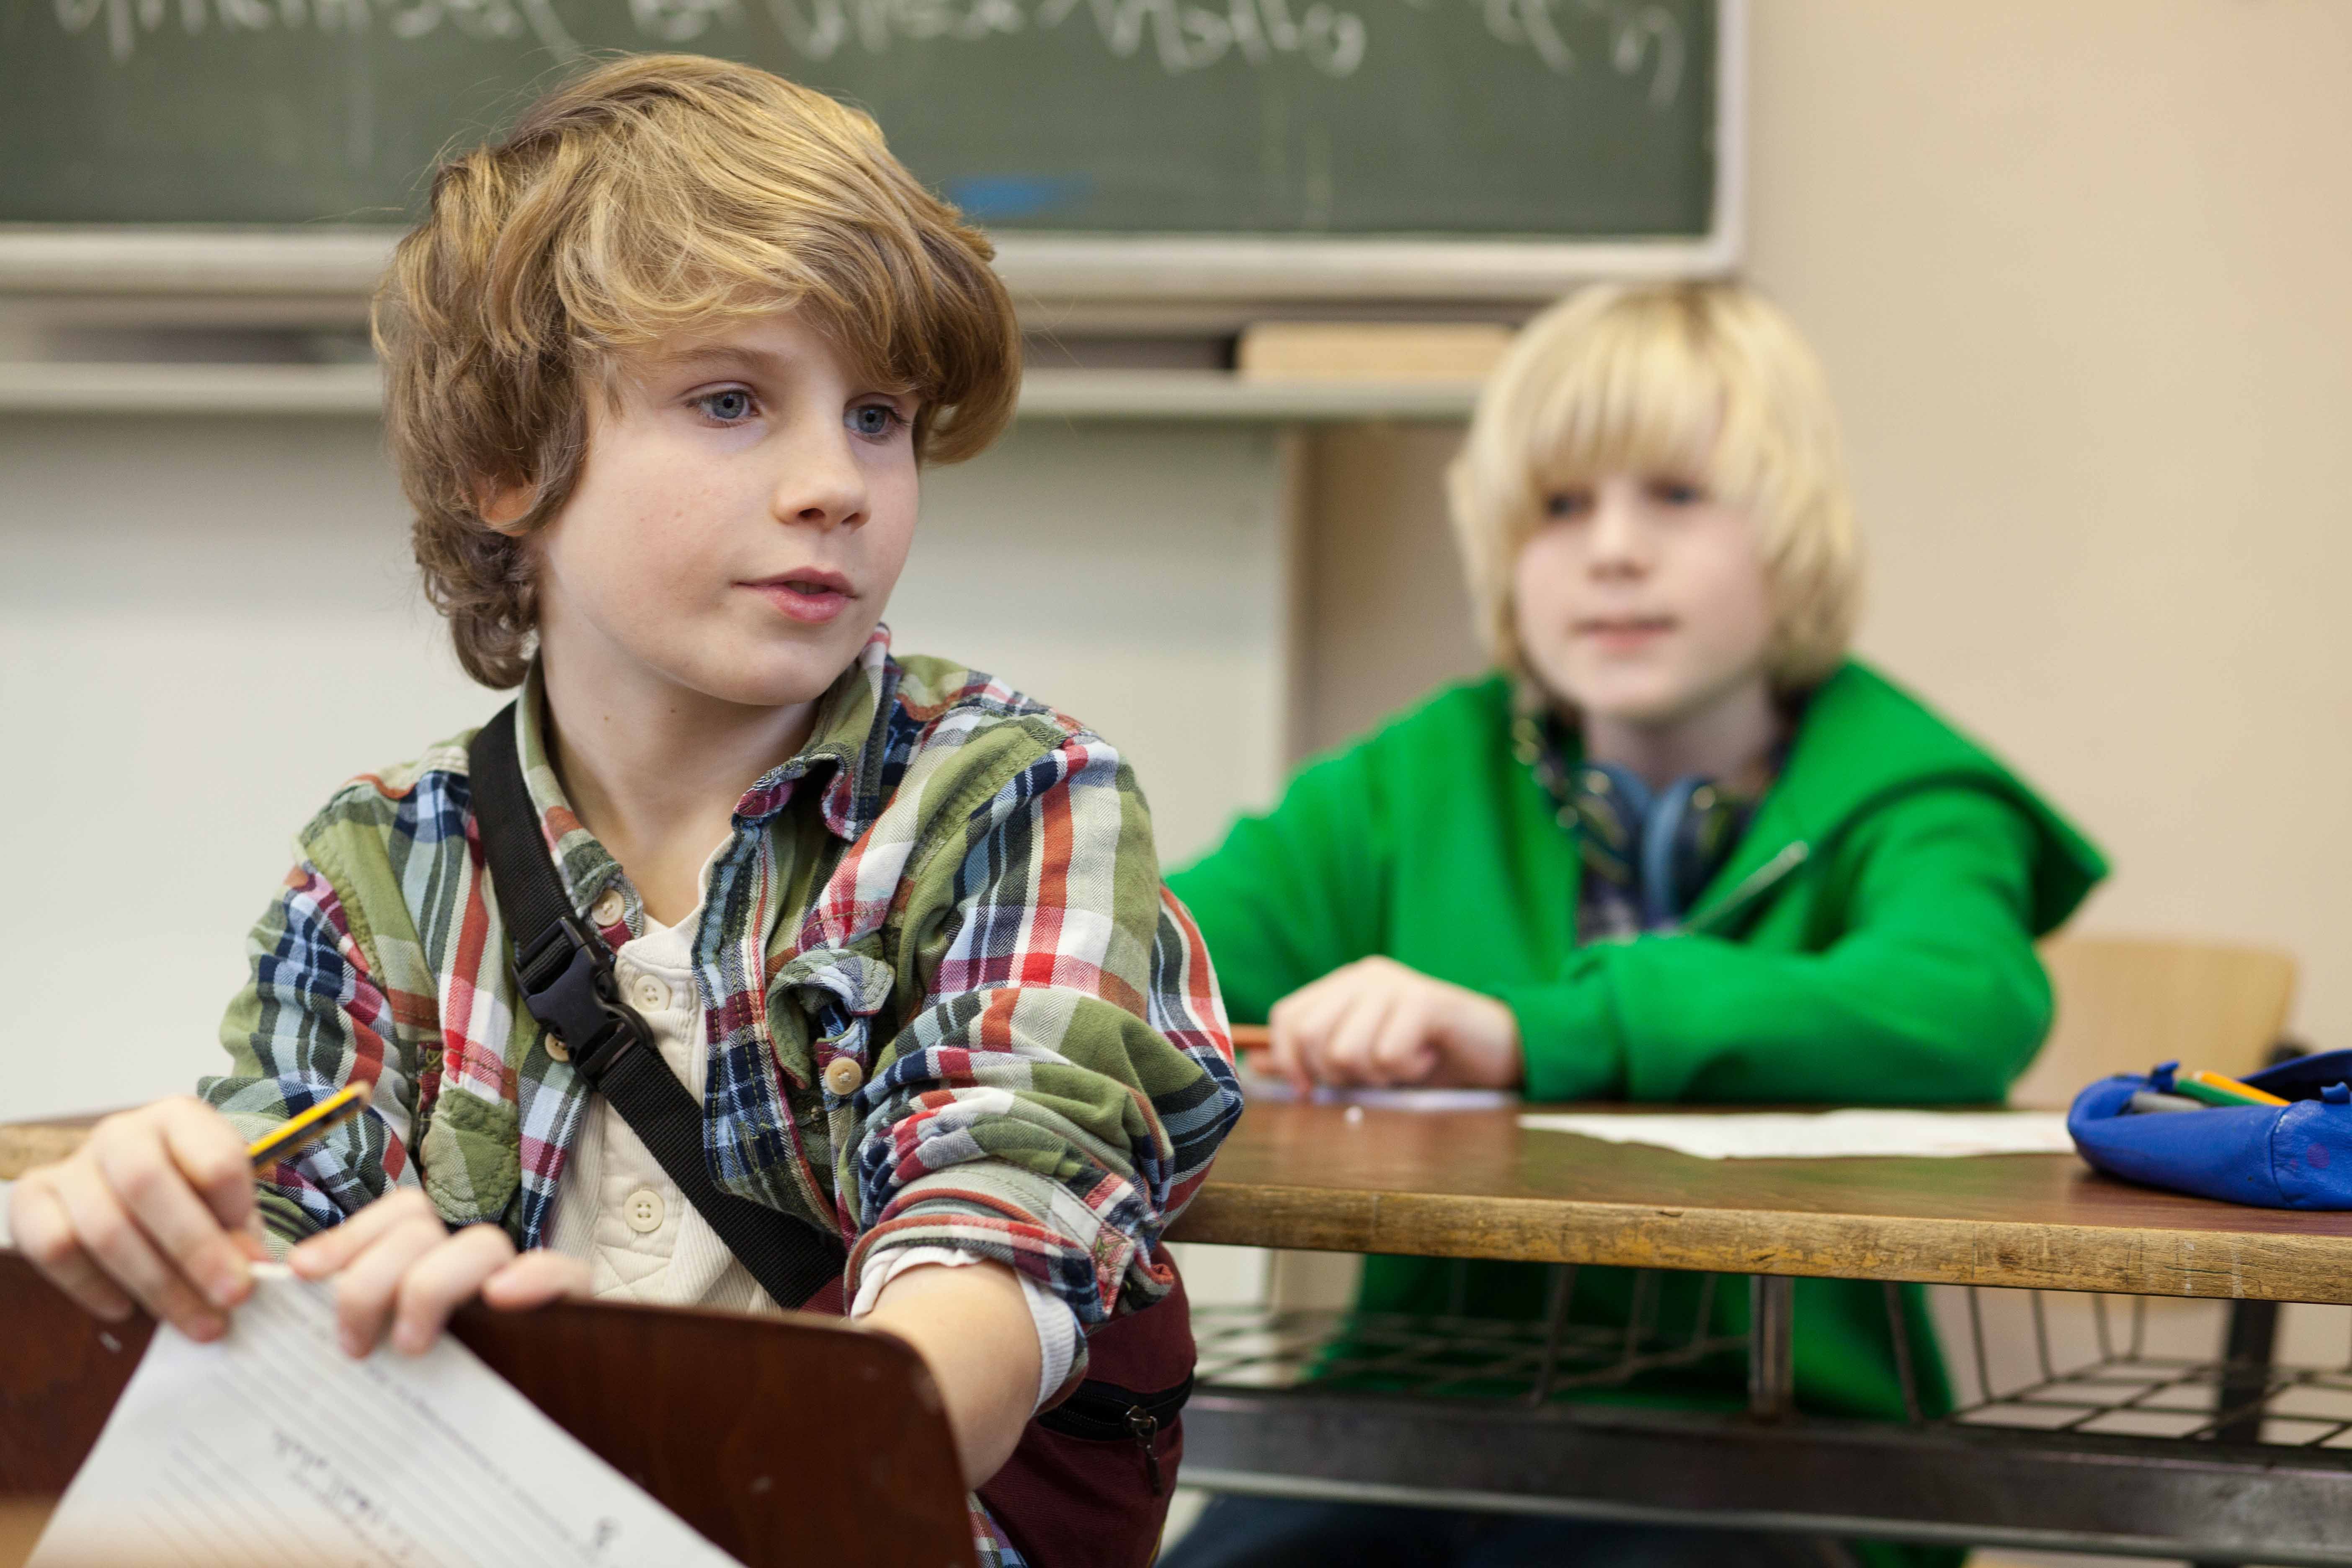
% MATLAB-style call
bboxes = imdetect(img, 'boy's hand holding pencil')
[8,1082,587,1357]
[8,1094,271,1342]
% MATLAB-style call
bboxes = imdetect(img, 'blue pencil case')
[2068,1050,2352,1209]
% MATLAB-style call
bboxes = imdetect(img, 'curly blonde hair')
[1449,281,1863,694]
[373,55,1022,688]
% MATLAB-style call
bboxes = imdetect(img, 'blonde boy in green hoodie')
[1164,281,2107,1568]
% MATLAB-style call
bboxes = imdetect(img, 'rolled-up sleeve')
[846,731,1243,1352]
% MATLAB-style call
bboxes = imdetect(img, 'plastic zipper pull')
[1126,1405,1163,1495]
[1680,842,1810,936]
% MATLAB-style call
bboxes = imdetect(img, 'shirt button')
[630,973,670,1013]
[624,1188,665,1234]
[545,1036,571,1063]
[823,1057,864,1098]
[590,887,627,927]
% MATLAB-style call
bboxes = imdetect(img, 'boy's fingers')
[1264,1003,1312,1094]
[9,1175,138,1324]
[1266,1017,1316,1095]
[156,1098,258,1233]
[49,1166,226,1341]
[288,1186,434,1279]
[91,1118,251,1312]
[1315,989,1389,1086]
[388,1225,519,1355]
[480,1248,593,1311]
[1273,971,1365,1090]
[1368,1002,1439,1085]
[1277,970,1354,1038]
[329,1212,447,1357]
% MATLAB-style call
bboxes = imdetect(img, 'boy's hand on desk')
[1266,957,1523,1092]
[286,1187,589,1359]
[8,1097,268,1343]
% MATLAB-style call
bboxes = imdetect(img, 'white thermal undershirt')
[546,899,1077,1411]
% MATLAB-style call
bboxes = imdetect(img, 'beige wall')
[0,417,1293,1123]
[1299,0,2352,1054]
[1295,423,1486,759]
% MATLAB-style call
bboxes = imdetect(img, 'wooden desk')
[15,1106,2352,1560]
[17,1101,2352,1302]
[1165,1102,2352,1565]
[1166,1100,2352,1303]
[0,1117,93,1183]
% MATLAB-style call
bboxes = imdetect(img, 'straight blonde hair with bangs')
[374,54,1022,689]
[1448,281,1862,694]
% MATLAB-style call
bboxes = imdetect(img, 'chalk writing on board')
[49,0,1684,103]
[52,0,580,59]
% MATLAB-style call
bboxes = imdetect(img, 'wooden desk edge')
[1167,1182,2352,1305]
[22,1116,2350,1305]
[0,1124,90,1182]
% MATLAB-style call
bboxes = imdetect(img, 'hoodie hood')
[1679,661,2107,936]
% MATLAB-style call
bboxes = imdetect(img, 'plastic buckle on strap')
[516,915,649,1081]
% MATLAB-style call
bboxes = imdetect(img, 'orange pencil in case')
[2173,1069,2288,1109]
[244,1081,374,1173]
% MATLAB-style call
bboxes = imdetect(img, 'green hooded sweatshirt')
[1168,661,2107,1565]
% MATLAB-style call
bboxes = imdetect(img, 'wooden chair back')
[2008,935,2299,1110]
[0,1248,977,1568]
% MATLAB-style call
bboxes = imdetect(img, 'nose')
[1585,482,1651,579]
[769,417,869,531]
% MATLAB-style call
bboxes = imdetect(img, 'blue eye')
[696,388,755,423]
[1546,491,1593,519]
[849,403,902,438]
[1651,479,1706,505]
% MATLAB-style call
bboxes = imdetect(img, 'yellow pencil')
[245,1082,374,1173]
[2177,1069,2289,1109]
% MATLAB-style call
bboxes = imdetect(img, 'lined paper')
[31,1265,739,1567]
[1519,1109,2077,1160]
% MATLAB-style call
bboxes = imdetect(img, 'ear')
[476,477,542,534]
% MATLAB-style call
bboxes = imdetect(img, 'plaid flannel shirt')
[200,628,1241,1565]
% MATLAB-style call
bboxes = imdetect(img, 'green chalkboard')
[0,0,1718,237]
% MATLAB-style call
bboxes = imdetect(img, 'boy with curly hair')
[12,56,1240,1566]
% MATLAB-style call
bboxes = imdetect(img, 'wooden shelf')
[1018,369,1480,421]
[0,361,380,415]
[0,362,1480,421]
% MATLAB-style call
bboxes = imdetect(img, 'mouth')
[1573,614,1676,646]
[741,569,854,625]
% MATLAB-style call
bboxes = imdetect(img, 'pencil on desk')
[245,1082,373,1173]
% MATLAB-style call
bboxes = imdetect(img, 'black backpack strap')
[467,702,843,1311]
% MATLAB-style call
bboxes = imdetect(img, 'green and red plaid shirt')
[201,628,1241,1564]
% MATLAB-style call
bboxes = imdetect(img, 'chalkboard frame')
[0,0,1741,304]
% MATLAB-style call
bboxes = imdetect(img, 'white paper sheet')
[31,1264,740,1568]
[1235,1063,1515,1111]
[1517,1108,2077,1160]
[1243,1078,1517,1111]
